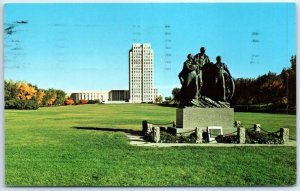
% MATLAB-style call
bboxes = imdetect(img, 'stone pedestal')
[176,108,235,135]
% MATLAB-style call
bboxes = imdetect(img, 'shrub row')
[5,99,39,110]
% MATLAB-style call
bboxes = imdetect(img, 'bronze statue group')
[177,47,234,108]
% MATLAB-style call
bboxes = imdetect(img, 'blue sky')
[4,3,296,97]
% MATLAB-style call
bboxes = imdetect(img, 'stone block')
[195,127,202,143]
[238,127,246,144]
[176,108,235,134]
[153,126,160,143]
[280,128,289,144]
[146,123,152,136]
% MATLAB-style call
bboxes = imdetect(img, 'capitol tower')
[129,43,155,103]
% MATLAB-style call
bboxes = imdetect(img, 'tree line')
[230,55,296,112]
[5,80,67,110]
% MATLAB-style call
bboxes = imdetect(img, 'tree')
[287,55,296,107]
[165,96,172,101]
[43,89,57,106]
[231,78,257,105]
[65,98,75,105]
[54,89,66,106]
[36,90,46,106]
[256,72,285,104]
[4,80,18,101]
[231,55,296,111]
[155,95,163,103]
[17,82,37,100]
[4,80,40,110]
[4,80,67,109]
[15,100,39,110]
[171,87,181,101]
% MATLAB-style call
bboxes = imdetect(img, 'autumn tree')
[231,55,296,113]
[5,80,39,109]
[5,80,67,109]
[289,56,296,107]
[256,72,285,104]
[15,81,39,110]
[17,82,37,100]
[36,90,46,106]
[280,55,296,109]
[65,98,75,105]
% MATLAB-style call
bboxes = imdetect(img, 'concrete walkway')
[126,133,296,147]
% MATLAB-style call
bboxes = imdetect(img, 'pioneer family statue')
[176,47,235,108]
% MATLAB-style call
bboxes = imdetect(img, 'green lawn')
[5,104,296,186]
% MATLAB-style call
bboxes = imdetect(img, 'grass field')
[5,104,296,186]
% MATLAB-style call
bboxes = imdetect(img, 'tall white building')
[129,43,154,103]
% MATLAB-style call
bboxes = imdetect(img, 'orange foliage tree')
[17,82,37,100]
[65,98,75,105]
[5,80,67,109]
[257,72,285,104]
[36,90,46,106]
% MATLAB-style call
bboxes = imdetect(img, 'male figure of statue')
[178,54,198,106]
[214,56,232,101]
[194,47,210,98]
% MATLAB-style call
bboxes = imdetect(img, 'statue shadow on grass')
[72,126,142,136]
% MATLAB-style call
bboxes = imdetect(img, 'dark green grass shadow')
[72,126,142,136]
